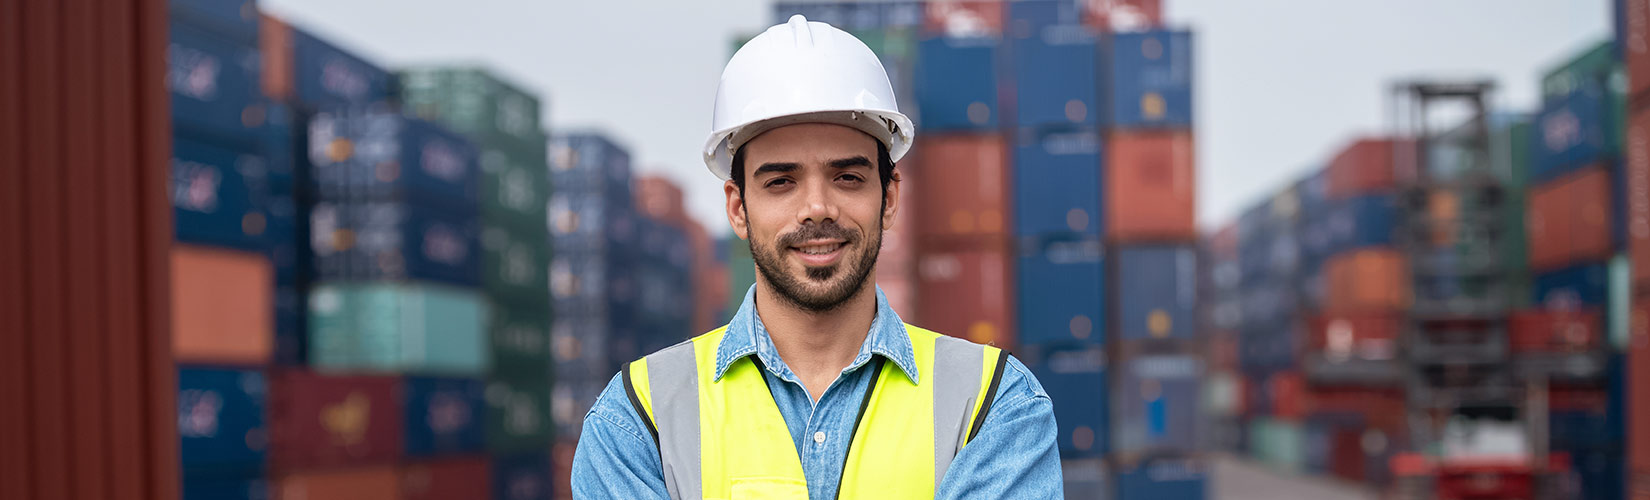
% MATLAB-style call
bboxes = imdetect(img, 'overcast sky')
[262,0,1609,236]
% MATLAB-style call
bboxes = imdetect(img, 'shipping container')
[1527,164,1617,271]
[308,282,488,374]
[1105,30,1193,129]
[172,245,274,364]
[1324,249,1409,312]
[1508,308,1604,353]
[1568,448,1626,500]
[1105,130,1195,242]
[403,376,487,457]
[549,132,633,206]
[400,456,491,500]
[171,134,270,250]
[289,28,395,107]
[1112,351,1203,454]
[489,305,553,381]
[1269,372,1306,420]
[1326,139,1405,199]
[308,107,481,204]
[1249,416,1304,473]
[178,367,268,476]
[1635,300,1650,474]
[1114,244,1197,341]
[481,222,551,308]
[1534,262,1610,308]
[309,199,482,287]
[915,243,1016,347]
[168,20,265,142]
[1113,455,1207,500]
[184,476,269,500]
[1533,80,1624,183]
[552,440,577,500]
[1327,194,1397,252]
[273,466,400,500]
[398,68,545,150]
[1062,458,1112,500]
[1304,312,1401,362]
[486,379,553,452]
[1018,237,1104,345]
[772,2,891,32]
[1013,128,1104,236]
[1010,29,1100,128]
[1082,0,1162,32]
[170,0,259,42]
[1549,385,1624,450]
[911,134,1011,240]
[923,1,1005,37]
[1005,0,1083,38]
[1027,345,1109,458]
[1542,40,1622,100]
[267,372,402,470]
[494,451,552,500]
[915,36,1001,131]
[1629,107,1650,288]
[474,141,551,229]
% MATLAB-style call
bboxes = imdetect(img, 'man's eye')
[766,178,793,188]
[837,175,864,184]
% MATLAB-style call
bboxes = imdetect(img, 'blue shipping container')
[263,103,301,194]
[171,134,268,251]
[493,451,552,500]
[183,476,269,500]
[1106,30,1194,128]
[168,21,264,143]
[1114,245,1198,341]
[550,132,634,207]
[177,367,267,475]
[1006,0,1084,38]
[1533,262,1608,308]
[1565,448,1625,500]
[916,36,1001,131]
[309,199,482,287]
[773,2,886,32]
[308,109,481,205]
[169,0,259,43]
[1017,238,1104,345]
[1532,81,1619,183]
[404,376,487,457]
[1013,128,1104,236]
[1062,458,1112,500]
[291,28,395,107]
[274,285,306,366]
[1113,456,1208,500]
[1328,194,1397,252]
[1029,345,1109,458]
[1011,29,1100,128]
[1113,353,1204,454]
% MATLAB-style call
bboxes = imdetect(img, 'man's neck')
[753,281,878,403]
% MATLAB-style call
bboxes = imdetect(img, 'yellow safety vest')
[622,324,1008,500]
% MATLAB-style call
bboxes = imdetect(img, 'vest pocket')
[727,476,809,500]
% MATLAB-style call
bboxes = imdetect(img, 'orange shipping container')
[1270,372,1306,419]
[259,14,294,100]
[1528,165,1615,271]
[635,176,687,225]
[1324,249,1409,312]
[172,244,273,364]
[275,466,399,500]
[1106,130,1195,242]
[910,134,1011,241]
[1629,108,1650,288]
[914,243,1015,349]
[1326,138,1415,198]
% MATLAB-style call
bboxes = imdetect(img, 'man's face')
[726,123,898,312]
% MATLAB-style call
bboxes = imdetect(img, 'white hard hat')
[703,15,915,181]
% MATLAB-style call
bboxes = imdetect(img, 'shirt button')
[813,431,826,444]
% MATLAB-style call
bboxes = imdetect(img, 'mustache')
[776,222,858,249]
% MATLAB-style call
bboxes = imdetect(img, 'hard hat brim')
[703,109,914,181]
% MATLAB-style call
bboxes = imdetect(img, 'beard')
[750,218,882,313]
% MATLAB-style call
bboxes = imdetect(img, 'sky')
[262,0,1611,236]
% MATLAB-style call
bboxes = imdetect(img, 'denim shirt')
[571,285,1063,499]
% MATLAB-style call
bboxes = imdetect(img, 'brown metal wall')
[0,0,179,498]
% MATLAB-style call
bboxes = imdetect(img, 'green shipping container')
[1540,41,1619,101]
[1495,118,1534,309]
[1249,417,1304,474]
[399,67,546,152]
[490,304,553,380]
[483,223,552,309]
[479,137,550,231]
[308,282,489,374]
[726,237,755,314]
[486,377,553,451]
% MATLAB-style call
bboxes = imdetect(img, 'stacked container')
[396,69,554,477]
[1623,0,1650,491]
[633,176,726,338]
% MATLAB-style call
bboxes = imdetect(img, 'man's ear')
[882,169,901,231]
[725,179,748,240]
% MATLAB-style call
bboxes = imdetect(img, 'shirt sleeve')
[570,373,671,500]
[935,355,1064,499]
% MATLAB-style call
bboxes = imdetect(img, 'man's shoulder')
[626,325,730,365]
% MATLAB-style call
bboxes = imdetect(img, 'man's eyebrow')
[754,162,800,176]
[829,156,872,169]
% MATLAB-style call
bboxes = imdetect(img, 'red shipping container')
[1330,429,1366,484]
[260,14,294,100]
[910,134,1011,241]
[914,244,1016,349]
[268,371,402,471]
[1208,333,1239,373]
[1528,165,1615,271]
[1306,312,1401,361]
[1324,250,1410,312]
[1270,372,1306,419]
[1628,108,1650,288]
[401,456,492,500]
[923,1,1005,36]
[1326,138,1409,199]
[1081,0,1163,32]
[172,245,273,364]
[1632,300,1650,475]
[1630,0,1650,100]
[275,466,399,500]
[1106,130,1196,242]
[634,176,687,225]
[1507,308,1603,354]
[1310,387,1407,431]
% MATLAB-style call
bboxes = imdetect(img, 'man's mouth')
[789,239,847,266]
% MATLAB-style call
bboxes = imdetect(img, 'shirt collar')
[714,284,919,385]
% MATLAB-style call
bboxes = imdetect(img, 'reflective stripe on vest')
[621,324,1008,500]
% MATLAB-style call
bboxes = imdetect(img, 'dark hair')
[730,140,897,198]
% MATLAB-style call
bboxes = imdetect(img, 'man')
[572,15,1061,499]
